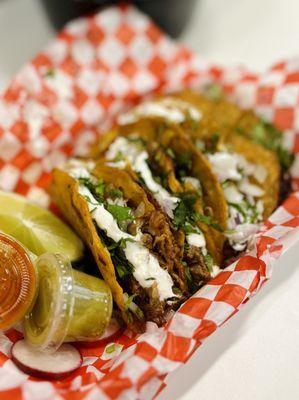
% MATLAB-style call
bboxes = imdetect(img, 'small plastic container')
[0,233,37,330]
[0,233,113,352]
[24,253,113,352]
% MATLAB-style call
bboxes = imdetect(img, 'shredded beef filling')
[124,276,170,326]
[184,245,210,285]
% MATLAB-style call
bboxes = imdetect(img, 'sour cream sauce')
[106,137,180,219]
[118,97,201,125]
[66,161,176,301]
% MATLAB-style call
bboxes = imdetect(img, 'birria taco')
[103,90,292,260]
[51,156,220,331]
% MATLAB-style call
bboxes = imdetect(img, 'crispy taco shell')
[51,163,185,331]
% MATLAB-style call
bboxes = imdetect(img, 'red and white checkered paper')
[1,4,299,400]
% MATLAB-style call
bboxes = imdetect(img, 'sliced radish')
[11,339,82,380]
[79,318,124,348]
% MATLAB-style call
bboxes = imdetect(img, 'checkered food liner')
[1,5,299,400]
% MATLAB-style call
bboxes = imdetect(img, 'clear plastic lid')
[0,233,37,330]
[24,253,75,353]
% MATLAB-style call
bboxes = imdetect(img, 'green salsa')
[24,253,112,351]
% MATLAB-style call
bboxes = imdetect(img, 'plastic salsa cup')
[0,233,37,330]
[0,233,113,352]
[24,253,113,352]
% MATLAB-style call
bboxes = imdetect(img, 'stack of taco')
[51,89,293,331]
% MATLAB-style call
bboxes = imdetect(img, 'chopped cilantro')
[182,221,200,234]
[204,84,223,100]
[107,237,133,251]
[193,212,224,232]
[106,343,116,354]
[124,294,144,320]
[209,132,220,153]
[125,294,137,311]
[166,148,175,158]
[173,199,189,228]
[229,202,247,221]
[154,122,167,137]
[221,180,231,189]
[136,171,146,186]
[83,195,98,207]
[247,202,259,223]
[173,287,182,296]
[154,152,162,162]
[229,201,259,224]
[277,146,294,171]
[203,253,214,274]
[109,188,123,199]
[95,180,105,197]
[173,191,223,233]
[184,263,197,293]
[134,306,144,321]
[79,177,135,227]
[106,204,134,223]
[225,228,237,234]
[45,68,55,78]
[175,152,192,178]
[96,228,134,278]
[193,213,212,225]
[116,265,128,278]
[113,151,124,162]
[78,177,105,203]
[184,265,193,284]
[238,120,294,171]
[127,136,146,145]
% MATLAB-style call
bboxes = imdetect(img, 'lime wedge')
[0,191,83,261]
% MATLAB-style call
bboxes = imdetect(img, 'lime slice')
[0,191,83,261]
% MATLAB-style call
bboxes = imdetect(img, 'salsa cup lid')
[24,253,75,353]
[0,233,37,331]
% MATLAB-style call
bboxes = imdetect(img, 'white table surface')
[0,1,299,399]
